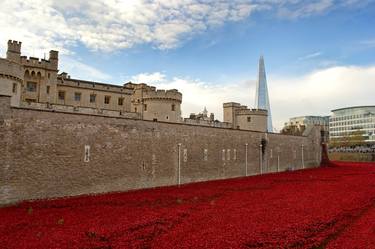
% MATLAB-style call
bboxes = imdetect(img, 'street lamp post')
[259,143,263,175]
[178,143,182,185]
[245,143,248,176]
[301,144,305,169]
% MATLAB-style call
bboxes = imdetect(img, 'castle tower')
[0,58,24,106]
[130,83,182,123]
[6,40,22,63]
[223,102,240,127]
[49,50,59,70]
[255,56,273,132]
[223,102,267,132]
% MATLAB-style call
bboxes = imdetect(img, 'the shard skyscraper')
[255,56,273,132]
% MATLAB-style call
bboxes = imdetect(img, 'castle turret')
[0,58,24,106]
[49,50,59,70]
[223,102,267,132]
[130,83,182,123]
[223,102,241,126]
[6,40,22,63]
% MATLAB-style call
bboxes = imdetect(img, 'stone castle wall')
[0,96,322,205]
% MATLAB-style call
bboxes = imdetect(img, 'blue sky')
[1,0,375,130]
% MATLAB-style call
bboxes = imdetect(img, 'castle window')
[26,82,37,92]
[74,92,81,102]
[144,104,147,111]
[247,117,251,122]
[58,91,65,101]
[48,73,51,79]
[46,86,50,94]
[90,94,96,103]
[166,116,169,120]
[118,97,124,106]
[12,83,17,93]
[171,104,176,111]
[104,96,111,104]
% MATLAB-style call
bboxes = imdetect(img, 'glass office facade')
[255,56,273,132]
[329,106,375,143]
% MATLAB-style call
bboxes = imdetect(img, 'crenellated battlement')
[236,108,267,116]
[5,39,59,70]
[144,89,181,100]
[20,55,57,70]
[132,84,182,102]
[223,102,267,116]
[7,40,22,53]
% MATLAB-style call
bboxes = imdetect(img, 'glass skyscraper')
[255,56,273,132]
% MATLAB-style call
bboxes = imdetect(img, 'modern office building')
[329,106,375,143]
[255,56,273,132]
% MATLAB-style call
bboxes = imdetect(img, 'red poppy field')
[1,161,374,249]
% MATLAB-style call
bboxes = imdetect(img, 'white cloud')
[147,74,255,119]
[0,0,368,55]
[277,0,334,19]
[138,65,375,131]
[59,56,111,82]
[298,52,322,61]
[131,72,167,84]
[359,39,375,48]
[269,65,375,130]
[0,0,259,54]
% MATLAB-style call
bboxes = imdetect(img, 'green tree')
[347,129,367,146]
[330,129,368,148]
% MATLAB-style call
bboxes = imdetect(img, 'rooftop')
[331,106,375,112]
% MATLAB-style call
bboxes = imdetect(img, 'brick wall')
[0,96,322,205]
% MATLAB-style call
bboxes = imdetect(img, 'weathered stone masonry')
[0,96,322,205]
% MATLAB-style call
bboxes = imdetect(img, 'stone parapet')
[142,89,182,102]
[0,58,24,82]
[184,118,232,128]
[223,102,241,108]
[130,83,182,103]
[236,108,267,116]
[19,101,140,119]
[20,56,57,71]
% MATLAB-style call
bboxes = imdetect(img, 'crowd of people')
[329,145,375,153]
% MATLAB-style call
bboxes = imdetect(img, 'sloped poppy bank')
[1,161,374,248]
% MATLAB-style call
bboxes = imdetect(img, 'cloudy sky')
[1,0,375,131]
